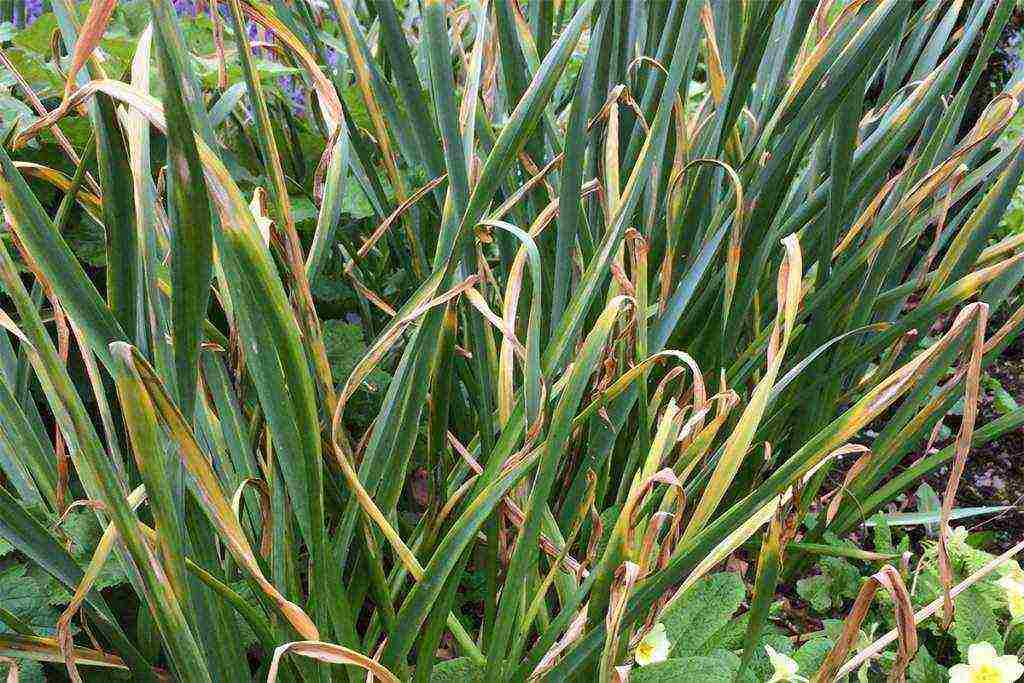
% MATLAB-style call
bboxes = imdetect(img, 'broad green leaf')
[630,653,744,683]
[660,572,744,657]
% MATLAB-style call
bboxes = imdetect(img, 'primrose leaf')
[797,557,860,613]
[310,266,357,304]
[631,651,750,683]
[823,557,861,599]
[341,174,375,219]
[792,638,833,676]
[984,375,1020,415]
[322,320,390,429]
[0,565,60,635]
[58,509,128,592]
[11,14,59,54]
[289,195,319,229]
[701,612,749,652]
[750,632,794,681]
[661,572,744,657]
[907,645,946,683]
[0,96,36,131]
[871,513,894,556]
[796,574,832,612]
[950,585,1002,658]
[64,216,108,269]
[1,48,61,96]
[429,657,486,682]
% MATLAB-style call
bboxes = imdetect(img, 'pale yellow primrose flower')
[634,623,670,666]
[949,642,1024,683]
[999,573,1024,623]
[765,644,807,683]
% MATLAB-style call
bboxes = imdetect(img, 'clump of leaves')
[0,0,1022,681]
[797,557,863,614]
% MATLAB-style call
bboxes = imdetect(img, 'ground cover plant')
[1,0,1024,680]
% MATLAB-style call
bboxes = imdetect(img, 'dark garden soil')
[920,320,1024,553]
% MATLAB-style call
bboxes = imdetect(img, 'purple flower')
[278,75,307,117]
[24,0,43,24]
[246,20,262,57]
[172,0,196,17]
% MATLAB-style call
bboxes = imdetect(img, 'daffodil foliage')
[0,0,1022,681]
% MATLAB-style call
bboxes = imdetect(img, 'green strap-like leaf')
[148,0,214,418]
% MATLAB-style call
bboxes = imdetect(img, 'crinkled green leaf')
[429,657,486,683]
[984,375,1021,416]
[796,557,860,613]
[64,215,108,268]
[871,513,895,556]
[661,572,744,656]
[11,14,59,53]
[322,319,389,429]
[796,574,832,613]
[340,174,376,219]
[792,638,833,676]
[59,509,128,592]
[631,651,748,683]
[0,565,60,635]
[907,645,946,683]
[950,585,1002,658]
[748,632,793,683]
